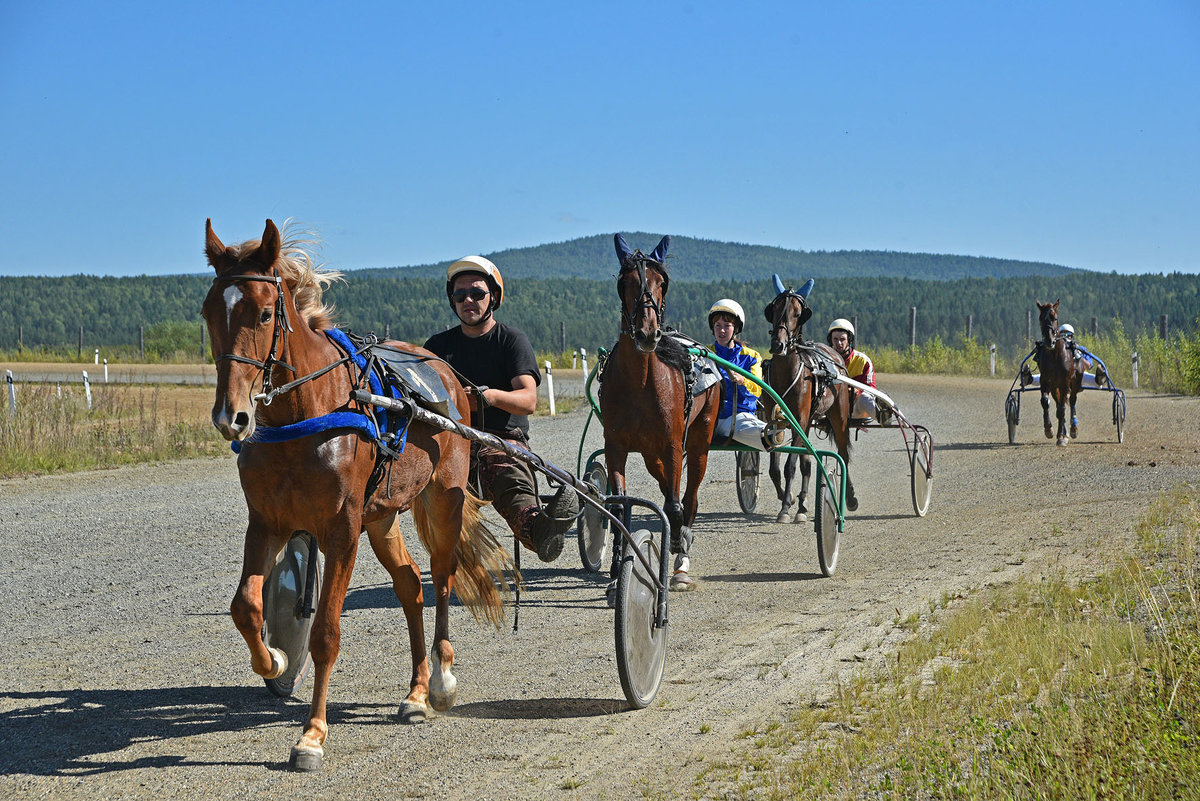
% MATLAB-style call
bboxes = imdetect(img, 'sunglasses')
[451,288,490,303]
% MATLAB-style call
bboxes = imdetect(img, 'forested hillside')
[354,232,1082,282]
[3,272,1195,359]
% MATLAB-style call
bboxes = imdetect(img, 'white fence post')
[580,348,589,380]
[82,370,93,410]
[544,360,556,416]
[989,344,996,377]
[5,370,14,415]
[103,358,109,383]
[94,348,99,365]
[1131,351,1139,389]
[572,350,578,370]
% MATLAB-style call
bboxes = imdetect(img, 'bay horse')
[1034,299,1087,446]
[202,219,511,771]
[598,234,720,591]
[762,279,857,523]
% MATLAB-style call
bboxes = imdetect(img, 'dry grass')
[689,486,1200,799]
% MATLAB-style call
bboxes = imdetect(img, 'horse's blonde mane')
[226,219,343,330]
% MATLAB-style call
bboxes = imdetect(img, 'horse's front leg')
[365,514,430,723]
[289,521,360,772]
[1041,391,1053,439]
[1056,397,1069,446]
[1069,391,1080,439]
[792,452,812,524]
[230,517,287,680]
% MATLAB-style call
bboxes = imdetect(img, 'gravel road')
[2,374,1197,800]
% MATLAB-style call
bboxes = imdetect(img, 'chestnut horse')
[1034,299,1087,446]
[762,282,857,523]
[598,234,720,591]
[202,219,511,771]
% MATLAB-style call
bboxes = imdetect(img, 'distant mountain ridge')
[352,232,1082,283]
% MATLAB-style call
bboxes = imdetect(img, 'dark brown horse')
[762,285,857,523]
[1034,299,1087,446]
[202,219,511,771]
[598,234,720,591]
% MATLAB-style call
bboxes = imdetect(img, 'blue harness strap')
[229,328,410,454]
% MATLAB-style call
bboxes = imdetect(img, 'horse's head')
[1036,299,1060,343]
[764,286,813,356]
[201,218,292,442]
[614,233,671,353]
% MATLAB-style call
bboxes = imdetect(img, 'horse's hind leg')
[365,514,431,723]
[1041,391,1053,439]
[792,452,812,524]
[412,488,465,713]
[290,521,361,771]
[1069,391,1079,439]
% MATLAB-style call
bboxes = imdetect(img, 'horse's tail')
[413,489,516,629]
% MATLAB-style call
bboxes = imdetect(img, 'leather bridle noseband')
[209,272,296,404]
[619,254,668,339]
[768,290,807,355]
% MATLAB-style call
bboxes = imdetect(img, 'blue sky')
[1,1,1197,277]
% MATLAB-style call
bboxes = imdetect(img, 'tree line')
[2,270,1196,360]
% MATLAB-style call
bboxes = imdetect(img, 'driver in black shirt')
[424,256,577,562]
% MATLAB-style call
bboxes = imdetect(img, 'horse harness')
[617,252,668,340]
[210,272,297,403]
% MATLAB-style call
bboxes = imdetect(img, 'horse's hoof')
[1070,427,1078,439]
[669,571,696,591]
[429,686,457,712]
[289,744,324,772]
[846,496,859,512]
[1057,438,1069,447]
[605,580,617,609]
[265,647,287,680]
[398,700,429,724]
[776,510,791,524]
[792,512,807,524]
[1044,428,1054,439]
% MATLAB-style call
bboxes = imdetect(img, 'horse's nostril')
[233,411,250,430]
[653,330,662,341]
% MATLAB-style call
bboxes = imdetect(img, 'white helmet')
[1059,323,1075,338]
[446,255,505,309]
[828,317,855,340]
[708,299,746,334]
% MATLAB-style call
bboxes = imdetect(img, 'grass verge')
[687,485,1200,799]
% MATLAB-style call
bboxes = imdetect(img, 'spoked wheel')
[1113,391,1126,443]
[614,528,668,709]
[577,462,611,573]
[262,532,322,697]
[910,431,933,517]
[1005,392,1020,444]
[734,450,760,515]
[813,457,841,577]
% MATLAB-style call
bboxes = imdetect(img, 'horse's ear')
[772,273,786,295]
[651,235,670,263]
[797,277,814,299]
[252,219,281,268]
[205,219,227,271]
[614,233,632,263]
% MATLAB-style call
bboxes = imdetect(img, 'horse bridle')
[619,254,667,338]
[768,290,807,355]
[209,272,296,404]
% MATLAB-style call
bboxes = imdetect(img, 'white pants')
[1026,373,1104,389]
[852,391,878,420]
[715,411,768,450]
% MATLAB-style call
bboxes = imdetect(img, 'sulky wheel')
[262,532,321,697]
[813,459,841,577]
[1113,392,1126,444]
[910,432,933,518]
[1005,392,1020,445]
[614,528,668,709]
[735,450,761,515]
[577,462,611,573]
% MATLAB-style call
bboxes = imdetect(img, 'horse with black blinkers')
[598,234,721,591]
[201,218,512,771]
[762,275,858,523]
[1034,299,1087,446]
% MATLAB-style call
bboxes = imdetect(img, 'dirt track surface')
[2,374,1198,800]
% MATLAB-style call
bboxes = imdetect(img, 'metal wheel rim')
[577,463,610,573]
[814,466,840,577]
[1114,395,1125,443]
[262,534,320,697]
[735,450,760,515]
[614,529,667,708]
[910,440,933,517]
[1006,395,1019,444]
